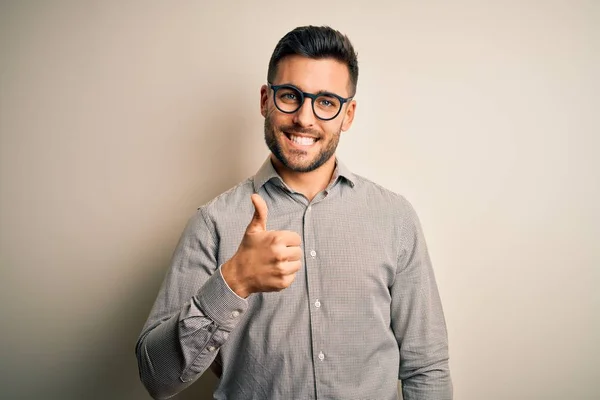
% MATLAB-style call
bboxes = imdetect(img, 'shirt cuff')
[195,265,248,331]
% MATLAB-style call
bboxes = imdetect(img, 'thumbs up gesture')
[221,194,303,298]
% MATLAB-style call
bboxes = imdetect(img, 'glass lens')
[274,86,302,112]
[314,94,341,119]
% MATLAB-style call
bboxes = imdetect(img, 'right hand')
[221,194,303,298]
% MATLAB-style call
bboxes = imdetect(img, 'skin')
[222,55,357,298]
[261,55,356,201]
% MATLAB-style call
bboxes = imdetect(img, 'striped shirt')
[136,157,452,400]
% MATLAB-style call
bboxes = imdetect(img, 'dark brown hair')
[267,26,359,95]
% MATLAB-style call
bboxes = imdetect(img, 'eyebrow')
[279,83,343,97]
[316,90,338,96]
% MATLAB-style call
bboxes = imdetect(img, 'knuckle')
[272,263,286,276]
[272,251,287,263]
[271,234,284,245]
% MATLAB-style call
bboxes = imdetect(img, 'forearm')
[136,269,247,399]
[137,311,205,399]
[400,357,452,400]
[394,261,453,400]
[397,307,452,400]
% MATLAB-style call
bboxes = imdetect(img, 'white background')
[1,1,598,399]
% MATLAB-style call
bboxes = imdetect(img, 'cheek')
[322,123,340,139]
[268,111,292,130]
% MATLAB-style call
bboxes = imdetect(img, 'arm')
[391,199,453,400]
[135,207,247,400]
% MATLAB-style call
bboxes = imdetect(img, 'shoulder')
[351,175,428,258]
[351,173,417,216]
[177,178,254,245]
[198,178,255,220]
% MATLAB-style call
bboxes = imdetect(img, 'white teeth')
[290,134,316,145]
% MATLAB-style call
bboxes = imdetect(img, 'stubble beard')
[264,115,341,173]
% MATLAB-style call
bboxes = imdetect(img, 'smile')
[284,133,318,147]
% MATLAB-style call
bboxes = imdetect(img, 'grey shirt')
[136,158,452,400]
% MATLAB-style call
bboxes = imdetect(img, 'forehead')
[273,55,351,96]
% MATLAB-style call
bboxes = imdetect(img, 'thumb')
[247,193,268,233]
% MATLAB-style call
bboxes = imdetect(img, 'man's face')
[260,55,356,173]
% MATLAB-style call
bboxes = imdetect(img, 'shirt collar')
[253,156,356,193]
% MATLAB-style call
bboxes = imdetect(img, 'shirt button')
[310,250,316,257]
[307,206,312,212]
[207,346,216,352]
[318,351,325,361]
[231,311,240,318]
[314,300,321,308]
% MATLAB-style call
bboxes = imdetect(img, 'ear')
[341,99,356,132]
[260,84,269,118]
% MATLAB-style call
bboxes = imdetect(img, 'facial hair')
[264,115,341,173]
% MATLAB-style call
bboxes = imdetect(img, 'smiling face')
[261,55,356,173]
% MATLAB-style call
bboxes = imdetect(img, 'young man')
[136,26,452,400]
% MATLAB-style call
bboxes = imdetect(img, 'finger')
[247,194,268,233]
[284,260,302,274]
[280,246,303,262]
[275,230,302,247]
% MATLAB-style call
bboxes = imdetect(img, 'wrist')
[222,258,251,298]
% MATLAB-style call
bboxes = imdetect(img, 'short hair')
[267,25,359,95]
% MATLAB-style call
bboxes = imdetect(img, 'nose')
[292,97,316,127]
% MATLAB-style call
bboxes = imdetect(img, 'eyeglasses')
[268,82,353,121]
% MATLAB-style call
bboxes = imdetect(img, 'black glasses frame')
[268,82,353,121]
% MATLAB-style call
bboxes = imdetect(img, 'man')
[136,26,452,400]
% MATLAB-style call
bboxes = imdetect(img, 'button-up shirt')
[136,158,452,400]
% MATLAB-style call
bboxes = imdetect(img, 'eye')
[277,88,301,104]
[317,95,339,108]
[281,92,297,100]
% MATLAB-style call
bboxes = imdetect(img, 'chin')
[282,153,331,173]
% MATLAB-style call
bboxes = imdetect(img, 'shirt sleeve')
[390,199,453,400]
[135,207,247,400]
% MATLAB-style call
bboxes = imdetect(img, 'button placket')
[302,201,326,385]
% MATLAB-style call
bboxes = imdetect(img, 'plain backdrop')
[1,1,598,399]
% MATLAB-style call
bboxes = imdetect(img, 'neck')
[271,155,336,201]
